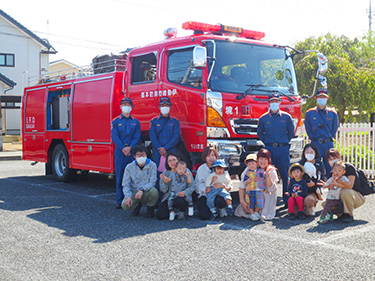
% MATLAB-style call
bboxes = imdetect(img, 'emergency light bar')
[182,21,265,40]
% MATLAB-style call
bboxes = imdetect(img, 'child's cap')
[211,159,228,169]
[304,162,316,178]
[245,154,257,163]
[288,163,305,177]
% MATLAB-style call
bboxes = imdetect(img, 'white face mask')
[160,106,170,115]
[121,105,132,114]
[269,102,280,112]
[317,98,327,107]
[136,156,147,165]
[329,158,339,167]
[305,153,315,161]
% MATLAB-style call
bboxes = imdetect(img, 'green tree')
[293,33,375,123]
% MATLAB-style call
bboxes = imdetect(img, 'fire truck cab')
[22,21,308,181]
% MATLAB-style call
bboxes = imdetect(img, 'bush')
[336,142,374,170]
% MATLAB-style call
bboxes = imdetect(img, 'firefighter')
[257,93,295,208]
[304,88,339,176]
[111,97,141,209]
[149,97,180,180]
[122,144,159,218]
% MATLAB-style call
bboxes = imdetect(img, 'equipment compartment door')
[23,87,46,161]
[71,76,114,171]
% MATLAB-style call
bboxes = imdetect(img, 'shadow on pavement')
[0,173,213,243]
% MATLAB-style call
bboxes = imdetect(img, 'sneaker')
[327,212,334,221]
[169,211,175,221]
[287,212,296,220]
[255,212,261,219]
[250,213,260,221]
[178,211,185,220]
[318,216,329,224]
[132,203,142,216]
[188,206,194,217]
[145,206,155,218]
[311,207,316,216]
[341,213,354,223]
[115,203,122,209]
[227,207,234,216]
[298,211,306,220]
[210,211,218,221]
[219,208,228,218]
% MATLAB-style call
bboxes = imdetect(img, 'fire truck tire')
[51,144,77,182]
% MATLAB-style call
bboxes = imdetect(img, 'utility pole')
[368,0,375,31]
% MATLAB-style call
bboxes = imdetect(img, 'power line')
[0,30,127,52]
[47,39,127,51]
[33,30,126,48]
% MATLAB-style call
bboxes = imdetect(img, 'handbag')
[157,155,166,173]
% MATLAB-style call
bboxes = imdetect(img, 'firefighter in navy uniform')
[111,97,141,209]
[150,97,180,180]
[304,88,339,176]
[257,93,295,207]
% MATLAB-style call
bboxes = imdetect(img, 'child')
[162,160,193,221]
[205,160,233,220]
[319,161,348,224]
[285,163,310,220]
[243,154,266,221]
[304,161,323,202]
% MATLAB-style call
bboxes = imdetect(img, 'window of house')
[131,53,157,84]
[0,54,15,67]
[167,48,202,89]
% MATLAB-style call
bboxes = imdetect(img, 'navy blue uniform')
[257,110,295,205]
[149,114,180,168]
[111,114,141,205]
[304,106,338,175]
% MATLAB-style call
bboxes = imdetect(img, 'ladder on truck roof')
[24,57,127,87]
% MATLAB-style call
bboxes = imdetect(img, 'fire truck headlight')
[207,127,229,138]
[218,143,241,155]
[290,138,303,151]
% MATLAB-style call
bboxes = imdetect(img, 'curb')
[0,152,22,161]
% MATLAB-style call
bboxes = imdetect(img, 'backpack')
[356,169,375,196]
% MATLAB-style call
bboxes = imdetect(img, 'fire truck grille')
[230,118,258,135]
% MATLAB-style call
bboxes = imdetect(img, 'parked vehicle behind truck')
[22,21,327,181]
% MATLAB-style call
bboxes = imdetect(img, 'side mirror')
[318,74,327,88]
[193,46,207,68]
[317,53,328,74]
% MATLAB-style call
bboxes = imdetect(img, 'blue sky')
[1,0,372,66]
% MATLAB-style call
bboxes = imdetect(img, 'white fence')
[304,123,375,179]
[335,123,375,179]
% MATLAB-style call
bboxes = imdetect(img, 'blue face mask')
[317,98,327,107]
[269,103,280,112]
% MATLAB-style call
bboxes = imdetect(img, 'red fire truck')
[22,21,324,182]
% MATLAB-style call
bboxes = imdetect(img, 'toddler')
[319,161,348,224]
[162,160,193,221]
[205,160,233,220]
[285,163,309,220]
[243,154,266,221]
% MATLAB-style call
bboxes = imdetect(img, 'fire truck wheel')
[51,144,77,182]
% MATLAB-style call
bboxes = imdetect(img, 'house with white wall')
[0,9,56,135]
[49,59,81,79]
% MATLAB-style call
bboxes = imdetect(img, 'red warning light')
[182,21,265,40]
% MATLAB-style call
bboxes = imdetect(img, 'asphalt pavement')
[1,159,375,280]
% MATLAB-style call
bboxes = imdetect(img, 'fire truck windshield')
[207,41,298,96]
